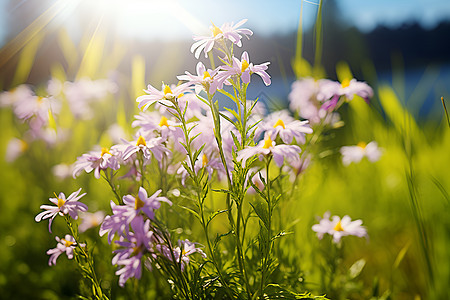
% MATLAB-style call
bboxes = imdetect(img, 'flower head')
[47,234,85,266]
[312,212,368,243]
[136,82,191,111]
[191,19,253,58]
[35,189,88,233]
[177,62,220,94]
[78,211,105,233]
[72,147,120,179]
[237,134,302,167]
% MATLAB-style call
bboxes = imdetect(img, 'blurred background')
[1,0,450,299]
[1,0,450,118]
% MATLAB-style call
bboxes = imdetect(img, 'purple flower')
[136,82,192,111]
[158,239,206,271]
[191,19,253,58]
[72,147,120,179]
[35,189,88,233]
[100,188,171,243]
[47,234,85,266]
[121,135,170,163]
[216,51,271,88]
[312,212,368,243]
[112,216,154,287]
[177,62,220,94]
[257,110,313,144]
[339,78,373,102]
[237,134,302,167]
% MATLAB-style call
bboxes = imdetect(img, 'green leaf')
[250,199,269,230]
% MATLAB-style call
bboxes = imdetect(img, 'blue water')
[228,64,450,120]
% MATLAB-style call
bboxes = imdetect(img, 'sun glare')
[80,0,207,40]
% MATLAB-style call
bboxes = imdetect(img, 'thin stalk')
[313,0,323,77]
[441,97,450,128]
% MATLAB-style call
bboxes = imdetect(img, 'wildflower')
[158,239,206,271]
[237,134,301,167]
[121,135,170,162]
[132,112,183,144]
[35,189,88,233]
[191,19,253,58]
[216,51,271,88]
[47,235,85,266]
[257,110,313,144]
[100,188,171,243]
[338,78,373,102]
[177,62,220,94]
[112,216,154,287]
[0,84,34,107]
[312,212,368,243]
[136,82,192,111]
[78,211,105,233]
[52,163,74,180]
[177,151,226,185]
[72,147,120,179]
[340,141,382,166]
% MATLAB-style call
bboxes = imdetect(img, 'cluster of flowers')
[31,19,378,292]
[35,186,205,286]
[1,77,117,162]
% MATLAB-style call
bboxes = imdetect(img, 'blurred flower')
[257,110,313,144]
[5,138,28,162]
[47,235,85,266]
[136,82,192,111]
[78,211,105,233]
[312,212,368,243]
[52,163,74,180]
[73,147,120,179]
[216,51,271,87]
[0,84,34,107]
[107,123,127,144]
[112,216,154,287]
[284,154,312,182]
[191,19,252,58]
[158,239,206,271]
[340,141,382,166]
[35,188,88,233]
[237,134,301,167]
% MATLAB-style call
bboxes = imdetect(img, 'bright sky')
[1,0,450,46]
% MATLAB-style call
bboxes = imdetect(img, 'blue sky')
[1,0,450,46]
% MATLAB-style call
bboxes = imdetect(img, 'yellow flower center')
[273,119,286,129]
[357,142,367,149]
[101,147,111,157]
[202,154,208,167]
[241,60,249,72]
[132,245,144,256]
[136,136,146,147]
[37,96,44,104]
[341,78,351,88]
[62,239,74,247]
[333,220,344,232]
[262,135,273,149]
[177,93,184,98]
[182,249,187,256]
[159,116,169,127]
[203,71,211,80]
[163,85,172,95]
[135,195,145,210]
[54,192,65,208]
[20,140,28,152]
[211,23,222,37]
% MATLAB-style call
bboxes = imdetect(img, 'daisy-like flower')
[340,141,382,166]
[0,84,34,107]
[35,188,88,233]
[191,19,253,58]
[312,212,368,243]
[78,211,105,233]
[121,135,169,163]
[72,147,120,179]
[99,187,171,243]
[132,112,183,144]
[47,234,85,266]
[237,134,301,167]
[257,110,313,144]
[177,62,220,94]
[136,82,192,111]
[177,151,226,185]
[216,51,271,88]
[158,239,206,271]
[338,78,373,102]
[112,216,154,287]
